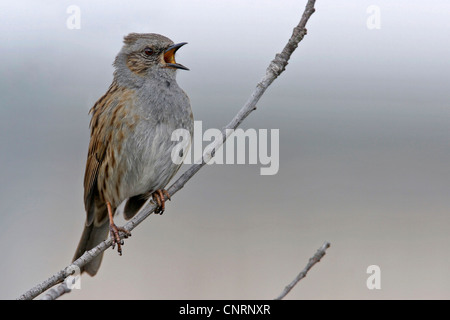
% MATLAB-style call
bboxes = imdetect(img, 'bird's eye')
[144,47,154,56]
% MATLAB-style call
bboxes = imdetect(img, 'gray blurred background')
[1,0,449,299]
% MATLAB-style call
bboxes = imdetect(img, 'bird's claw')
[152,189,171,214]
[109,223,131,256]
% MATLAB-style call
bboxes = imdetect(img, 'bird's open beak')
[164,42,189,70]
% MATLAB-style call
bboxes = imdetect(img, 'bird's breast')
[104,83,192,206]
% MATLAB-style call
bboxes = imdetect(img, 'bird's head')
[114,33,188,85]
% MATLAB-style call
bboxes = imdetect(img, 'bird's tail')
[73,222,109,276]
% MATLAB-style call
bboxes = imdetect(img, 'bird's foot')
[152,189,171,214]
[109,223,131,256]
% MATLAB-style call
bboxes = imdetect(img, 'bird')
[73,33,193,276]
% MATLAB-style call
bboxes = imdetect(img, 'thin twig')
[274,241,330,300]
[17,0,317,300]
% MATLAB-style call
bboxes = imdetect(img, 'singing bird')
[73,33,193,276]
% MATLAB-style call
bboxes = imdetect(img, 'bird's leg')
[152,189,171,214]
[162,189,171,201]
[107,201,131,256]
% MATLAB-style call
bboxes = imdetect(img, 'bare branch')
[17,0,317,300]
[274,241,330,300]
[40,283,71,300]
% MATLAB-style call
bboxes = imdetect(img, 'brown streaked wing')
[83,82,119,225]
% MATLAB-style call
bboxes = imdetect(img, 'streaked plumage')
[73,33,193,276]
